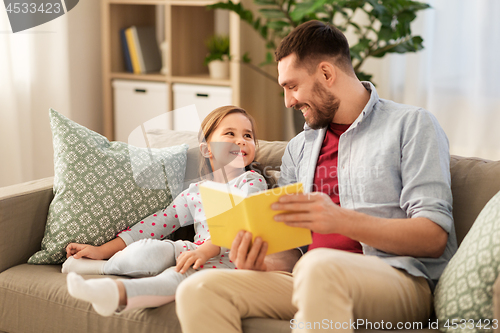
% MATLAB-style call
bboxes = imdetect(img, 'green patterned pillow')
[28,109,188,264]
[435,190,500,332]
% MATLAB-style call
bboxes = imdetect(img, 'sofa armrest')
[0,177,54,273]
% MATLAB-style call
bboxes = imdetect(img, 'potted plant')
[208,0,430,133]
[204,34,231,79]
[208,0,430,82]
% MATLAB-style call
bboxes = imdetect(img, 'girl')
[63,106,267,316]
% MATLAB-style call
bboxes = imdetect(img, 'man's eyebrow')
[280,80,295,88]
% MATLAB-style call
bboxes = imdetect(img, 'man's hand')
[272,192,448,258]
[272,192,343,234]
[66,243,106,260]
[230,231,268,271]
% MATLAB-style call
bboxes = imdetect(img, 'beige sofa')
[1,129,500,333]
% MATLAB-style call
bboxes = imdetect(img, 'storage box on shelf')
[113,80,169,142]
[101,0,284,143]
[173,83,232,132]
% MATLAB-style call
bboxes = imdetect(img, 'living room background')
[0,0,499,188]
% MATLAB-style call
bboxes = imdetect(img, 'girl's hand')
[176,250,209,274]
[65,237,126,260]
[65,243,105,260]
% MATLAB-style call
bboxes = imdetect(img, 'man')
[176,20,457,332]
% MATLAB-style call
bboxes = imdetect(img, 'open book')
[199,182,312,255]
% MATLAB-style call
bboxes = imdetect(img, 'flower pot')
[208,57,229,80]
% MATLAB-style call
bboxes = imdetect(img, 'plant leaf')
[289,0,328,21]
[355,71,373,83]
[242,52,252,63]
[378,25,394,41]
[259,51,276,66]
[259,8,286,19]
[253,0,277,5]
[267,20,289,30]
[372,35,424,58]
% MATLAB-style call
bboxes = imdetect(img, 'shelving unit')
[101,0,284,141]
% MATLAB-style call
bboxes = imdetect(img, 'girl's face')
[207,112,256,169]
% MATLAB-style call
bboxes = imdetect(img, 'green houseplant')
[204,34,231,79]
[208,0,430,82]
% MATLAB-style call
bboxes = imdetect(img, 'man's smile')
[301,105,310,117]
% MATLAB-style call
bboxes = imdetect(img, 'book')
[125,27,141,74]
[123,26,162,74]
[120,28,133,73]
[133,26,162,73]
[200,182,312,255]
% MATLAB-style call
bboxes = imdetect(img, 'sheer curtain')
[0,1,102,187]
[368,0,500,160]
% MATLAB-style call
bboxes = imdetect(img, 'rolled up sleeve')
[399,109,454,233]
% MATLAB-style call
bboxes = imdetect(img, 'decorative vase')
[208,56,229,79]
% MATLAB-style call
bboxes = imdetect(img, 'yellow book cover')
[125,26,141,74]
[200,182,312,255]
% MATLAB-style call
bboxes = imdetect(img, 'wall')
[0,0,102,187]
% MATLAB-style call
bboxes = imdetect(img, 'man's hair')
[275,20,354,75]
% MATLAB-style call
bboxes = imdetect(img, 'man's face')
[278,54,340,129]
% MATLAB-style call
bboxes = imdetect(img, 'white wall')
[0,0,102,187]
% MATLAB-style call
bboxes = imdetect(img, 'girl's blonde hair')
[198,105,258,179]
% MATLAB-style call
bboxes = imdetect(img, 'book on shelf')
[199,181,312,255]
[124,26,141,74]
[120,28,133,73]
[122,26,162,74]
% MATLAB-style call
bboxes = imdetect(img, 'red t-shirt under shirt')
[307,123,363,254]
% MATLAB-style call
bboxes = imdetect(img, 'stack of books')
[120,26,162,74]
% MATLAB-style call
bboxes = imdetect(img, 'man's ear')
[318,61,336,86]
[199,142,211,158]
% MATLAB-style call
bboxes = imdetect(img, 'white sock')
[66,272,119,317]
[62,256,106,275]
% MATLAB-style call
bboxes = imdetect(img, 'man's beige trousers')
[176,248,433,332]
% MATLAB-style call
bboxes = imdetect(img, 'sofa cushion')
[146,129,201,187]
[28,110,188,264]
[434,189,500,331]
[0,264,310,333]
[450,156,500,244]
[0,264,182,333]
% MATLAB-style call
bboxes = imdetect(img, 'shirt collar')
[350,81,379,129]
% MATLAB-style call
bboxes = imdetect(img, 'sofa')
[1,128,500,333]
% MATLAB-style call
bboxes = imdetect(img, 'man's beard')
[295,80,340,130]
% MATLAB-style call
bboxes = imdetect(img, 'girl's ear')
[199,142,211,158]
